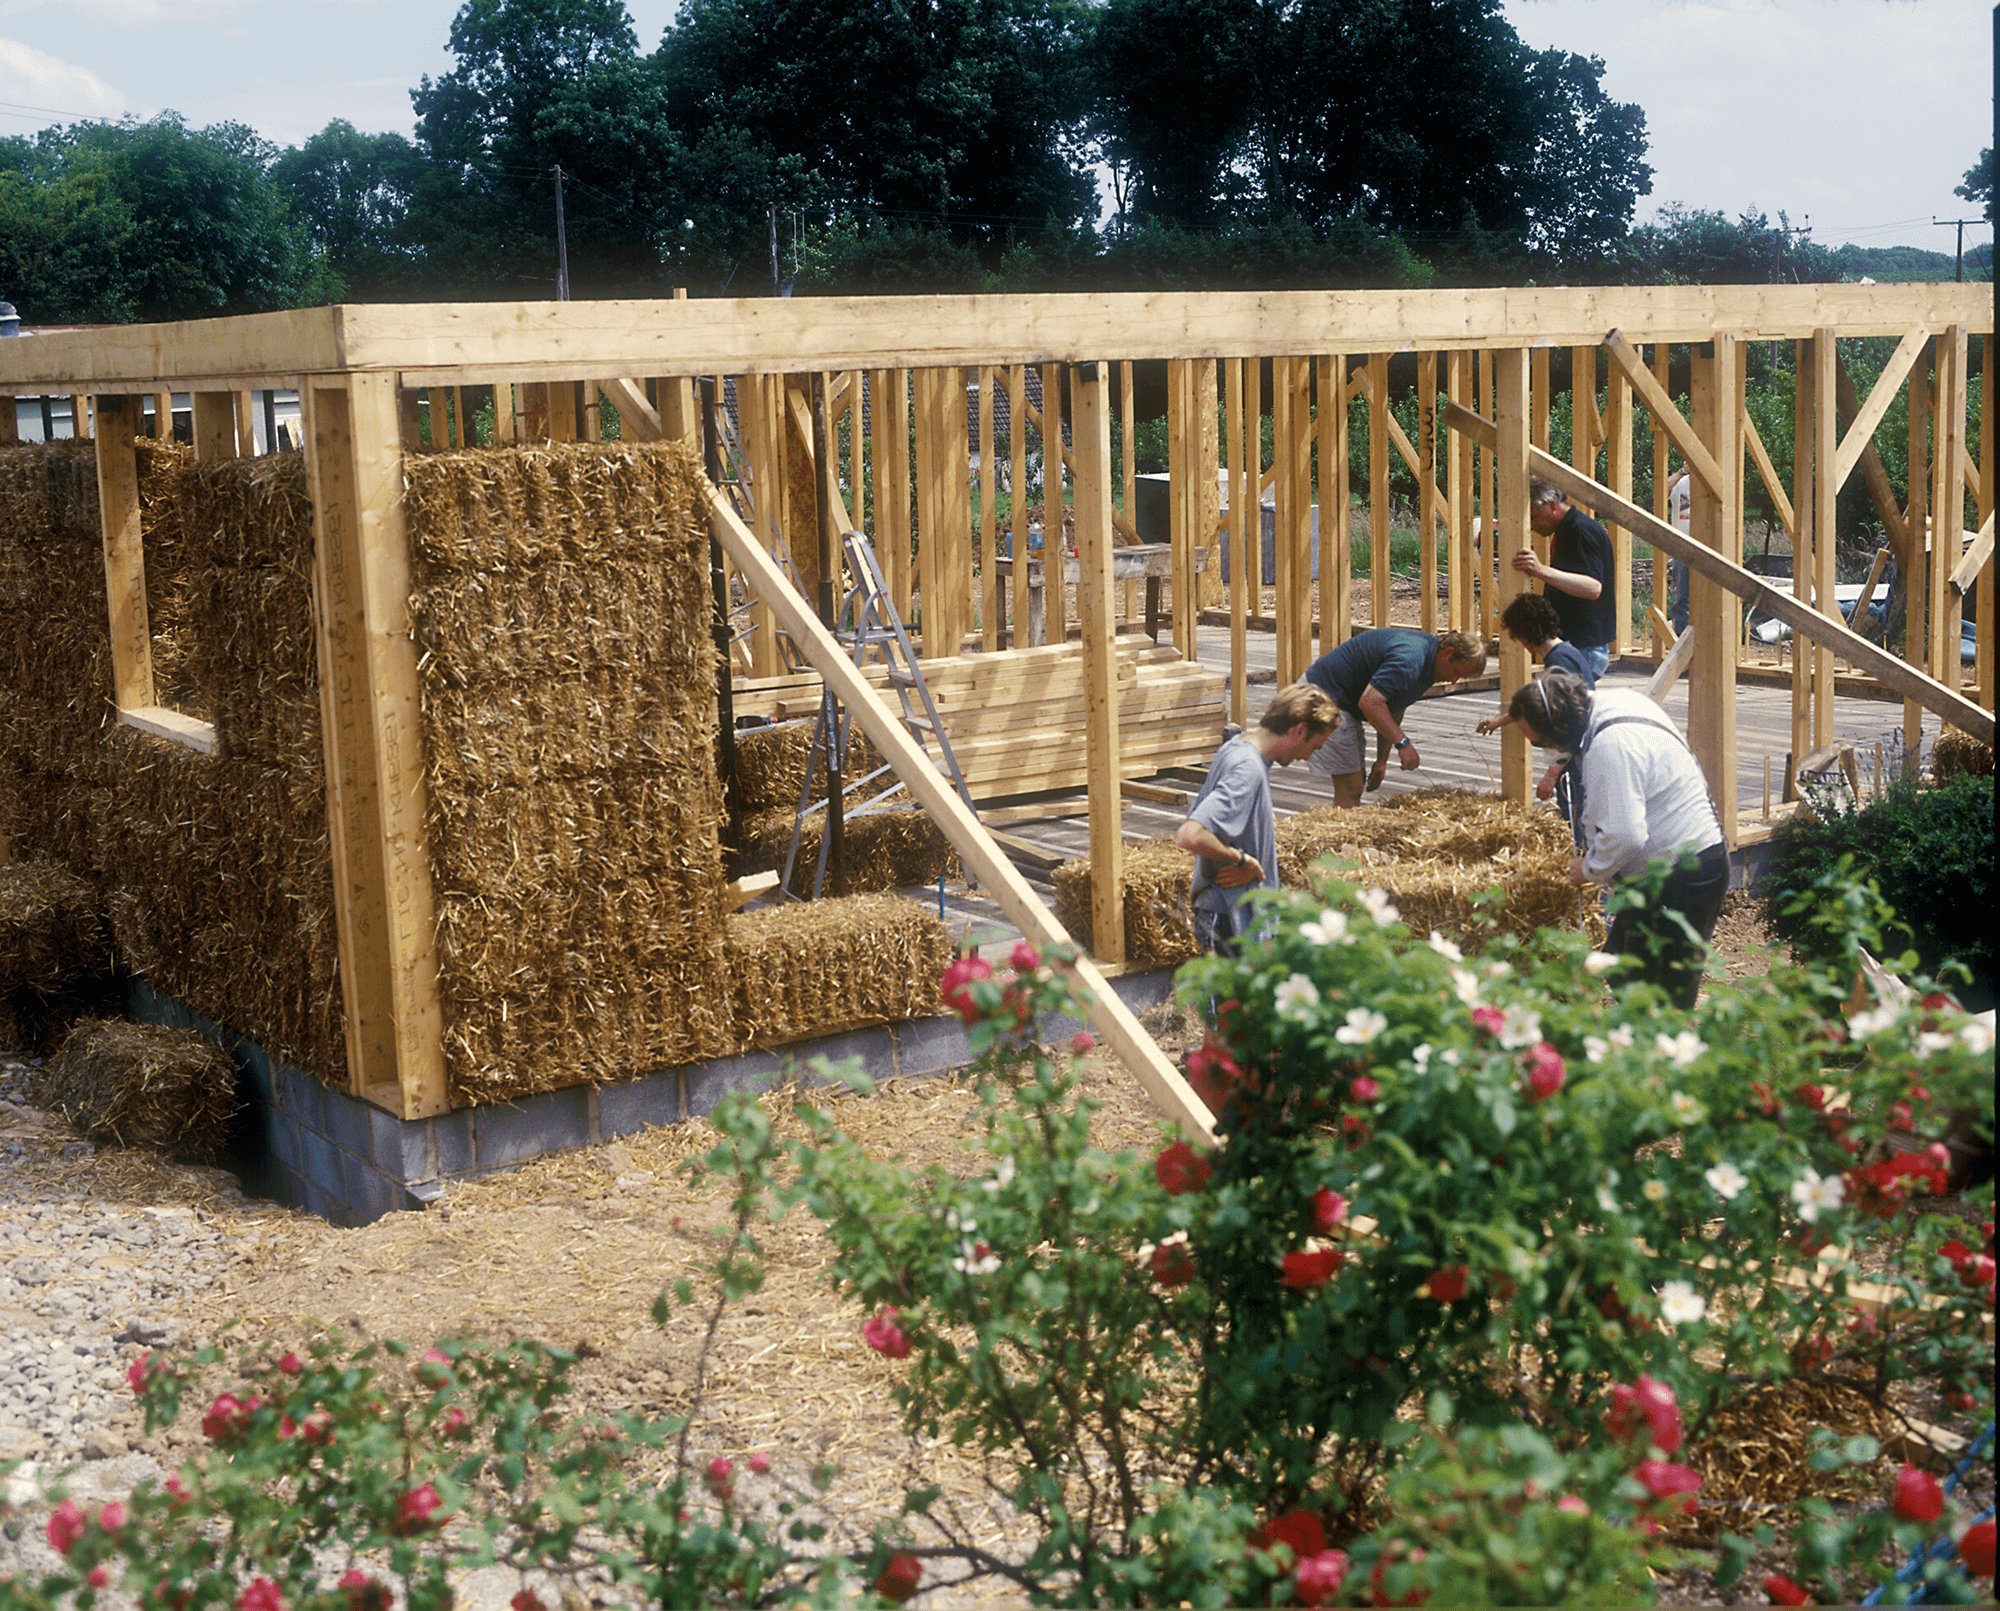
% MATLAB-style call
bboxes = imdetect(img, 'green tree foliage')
[1621,203,1840,285]
[269,120,427,298]
[1957,147,1993,222]
[0,116,330,323]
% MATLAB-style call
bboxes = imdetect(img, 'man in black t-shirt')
[1515,478,1615,678]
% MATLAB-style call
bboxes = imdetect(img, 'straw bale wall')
[725,894,947,1045]
[1055,788,1596,968]
[405,442,739,1104]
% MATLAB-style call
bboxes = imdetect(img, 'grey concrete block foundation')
[127,967,1182,1228]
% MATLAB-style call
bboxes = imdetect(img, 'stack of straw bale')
[1053,787,1593,967]
[732,719,958,896]
[1931,725,1993,781]
[407,442,737,1102]
[35,1019,236,1156]
[0,862,118,1054]
[725,893,948,1045]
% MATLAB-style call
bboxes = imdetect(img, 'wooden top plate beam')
[2,285,1988,393]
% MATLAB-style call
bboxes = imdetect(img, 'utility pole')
[1933,216,1981,281]
[553,165,570,300]
[769,204,781,294]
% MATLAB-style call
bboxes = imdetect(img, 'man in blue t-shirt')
[1177,682,1341,955]
[1516,478,1616,678]
[1302,628,1488,807]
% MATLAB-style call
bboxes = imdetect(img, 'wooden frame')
[4,285,1987,1131]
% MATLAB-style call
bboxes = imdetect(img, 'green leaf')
[1841,1434,1880,1466]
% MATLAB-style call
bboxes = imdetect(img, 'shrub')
[1763,772,1995,1010]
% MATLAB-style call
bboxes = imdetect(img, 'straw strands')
[1053,787,1597,967]
[0,862,118,1055]
[34,1018,237,1156]
[726,895,948,1045]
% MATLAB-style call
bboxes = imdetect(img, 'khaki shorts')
[1310,709,1370,778]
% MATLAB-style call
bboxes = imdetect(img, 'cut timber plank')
[93,395,153,713]
[1952,511,1994,595]
[305,375,449,1119]
[700,473,1217,1146]
[119,706,216,755]
[724,870,779,911]
[1445,400,1996,747]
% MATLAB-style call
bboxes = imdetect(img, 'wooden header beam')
[699,474,1218,1146]
[3,285,1988,394]
[1446,400,1994,747]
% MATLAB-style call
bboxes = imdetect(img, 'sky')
[0,0,1990,255]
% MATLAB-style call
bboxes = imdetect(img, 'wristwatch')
[1394,736,1412,751]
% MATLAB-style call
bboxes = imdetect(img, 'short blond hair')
[1261,681,1341,738]
[1437,630,1487,676]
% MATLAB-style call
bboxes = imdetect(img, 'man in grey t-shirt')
[1176,682,1341,956]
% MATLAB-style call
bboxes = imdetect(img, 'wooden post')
[0,394,16,446]
[1531,348,1551,452]
[1039,362,1065,646]
[1929,327,1968,692]
[492,382,519,445]
[94,395,153,714]
[873,369,912,623]
[302,374,448,1119]
[736,373,785,674]
[1368,352,1390,629]
[1605,360,1634,655]
[1905,345,1931,769]
[546,380,579,442]
[1447,352,1472,635]
[1072,363,1125,964]
[151,390,172,442]
[1790,340,1816,779]
[1495,349,1531,803]
[978,365,998,650]
[1120,359,1138,624]
[1246,357,1263,608]
[1812,331,1838,750]
[1167,359,1193,655]
[1688,339,1741,836]
[192,391,237,460]
[1009,365,1031,646]
[1979,333,1995,710]
[1418,352,1439,634]
[1227,358,1248,725]
[1274,354,1311,682]
[1319,353,1351,648]
[1479,350,1497,642]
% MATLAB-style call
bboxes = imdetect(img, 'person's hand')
[1397,742,1421,771]
[1216,853,1262,887]
[1536,764,1559,801]
[1567,857,1586,887]
[1475,715,1508,736]
[1510,546,1544,579]
[1366,757,1387,792]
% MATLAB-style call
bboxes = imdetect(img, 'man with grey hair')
[1516,477,1615,679]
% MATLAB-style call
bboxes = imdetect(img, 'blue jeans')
[1580,644,1611,681]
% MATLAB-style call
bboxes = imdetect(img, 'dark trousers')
[1608,843,1730,1010]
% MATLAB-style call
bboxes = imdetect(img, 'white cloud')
[0,36,128,123]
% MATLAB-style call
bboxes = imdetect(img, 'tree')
[1622,204,1838,286]
[0,116,329,323]
[271,122,427,298]
[1957,147,1993,223]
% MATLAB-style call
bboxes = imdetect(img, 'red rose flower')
[1427,1265,1468,1303]
[1155,1140,1213,1196]
[1470,1006,1505,1038]
[87,1568,111,1590]
[1294,1549,1350,1606]
[1151,1238,1196,1288]
[276,1351,302,1376]
[705,1458,736,1502]
[939,955,994,1025]
[1959,1518,1996,1578]
[1185,1040,1243,1114]
[46,1500,86,1556]
[510,1594,548,1611]
[1249,1509,1327,1562]
[1763,1573,1811,1605]
[127,1352,157,1394]
[1010,939,1041,974]
[874,1553,923,1604]
[201,1393,253,1442]
[1312,1187,1348,1232]
[1635,1459,1703,1513]
[749,1451,772,1475]
[1891,1464,1943,1523]
[1350,1075,1380,1102]
[1605,1376,1683,1454]
[237,1579,284,1611]
[98,1501,126,1532]
[1070,1032,1094,1056]
[863,1306,911,1360]
[1521,1042,1565,1103]
[441,1407,472,1440]
[302,1410,336,1446]
[1794,1082,1825,1110]
[1282,1248,1345,1289]
[392,1483,445,1535]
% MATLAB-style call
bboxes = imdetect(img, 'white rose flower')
[1656,1030,1705,1069]
[1642,1179,1668,1202]
[1301,909,1353,946]
[1846,1004,1901,1038]
[1914,1031,1956,1059]
[1275,974,1321,1022]
[1359,888,1401,926]
[1335,1007,1388,1045]
[1961,1019,1996,1056]
[1790,1170,1845,1224]
[1658,1281,1707,1326]
[1428,931,1464,963]
[1609,1024,1636,1050]
[1499,1005,1543,1050]
[1451,968,1482,1007]
[1585,1035,1612,1065]
[1669,1091,1705,1125]
[1583,951,1619,976]
[1703,1161,1748,1201]
[1412,1043,1434,1073]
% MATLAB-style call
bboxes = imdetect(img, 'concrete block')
[432,1110,475,1177]
[684,1048,785,1118]
[475,1087,593,1169]
[1109,967,1177,1018]
[275,1063,323,1136]
[598,1070,684,1137]
[299,1178,343,1226]
[322,1087,373,1160]
[300,1128,347,1201]
[344,1155,402,1226]
[267,1111,301,1176]
[893,1013,972,1080]
[369,1108,431,1182]
[791,1030,885,1090]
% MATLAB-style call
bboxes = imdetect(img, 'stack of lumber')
[737,643,1225,802]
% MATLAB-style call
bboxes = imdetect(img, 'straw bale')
[422,672,718,793]
[732,720,894,816]
[1932,725,1993,781]
[736,804,958,897]
[1052,837,1199,967]
[34,1018,237,1156]
[0,860,119,1054]
[427,780,721,901]
[725,895,949,1045]
[178,451,314,570]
